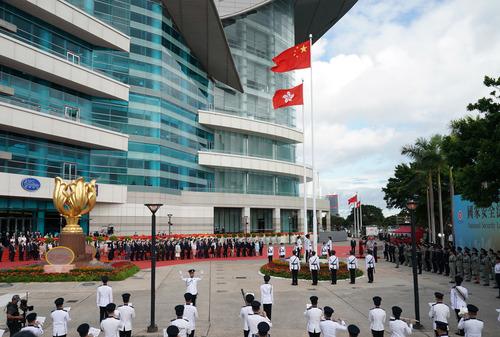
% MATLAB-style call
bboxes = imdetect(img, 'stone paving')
[1,245,499,337]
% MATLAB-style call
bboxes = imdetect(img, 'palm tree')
[401,136,444,244]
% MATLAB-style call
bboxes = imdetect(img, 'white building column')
[273,208,281,233]
[243,207,250,233]
[325,210,331,230]
[298,208,306,233]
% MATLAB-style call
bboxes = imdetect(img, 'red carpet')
[0,244,357,270]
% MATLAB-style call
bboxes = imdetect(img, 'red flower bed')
[260,259,363,281]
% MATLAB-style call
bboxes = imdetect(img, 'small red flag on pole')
[348,194,358,205]
[272,83,304,109]
[271,40,311,73]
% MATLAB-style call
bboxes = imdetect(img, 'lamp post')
[407,199,422,329]
[167,213,173,236]
[145,203,163,333]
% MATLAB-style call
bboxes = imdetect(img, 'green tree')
[330,215,347,230]
[442,76,500,207]
[346,204,385,232]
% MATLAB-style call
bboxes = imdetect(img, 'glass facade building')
[0,0,339,234]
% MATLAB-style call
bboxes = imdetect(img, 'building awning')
[162,0,244,92]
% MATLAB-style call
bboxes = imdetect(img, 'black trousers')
[367,267,374,283]
[263,303,272,320]
[99,306,107,322]
[243,330,249,337]
[188,331,195,337]
[119,331,131,337]
[496,273,500,296]
[372,329,384,337]
[191,294,197,306]
[7,322,21,337]
[291,269,298,285]
[349,268,356,283]
[308,332,321,337]
[330,269,337,284]
[305,250,310,263]
[268,255,273,263]
[311,270,318,285]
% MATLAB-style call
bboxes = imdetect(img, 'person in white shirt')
[100,303,123,337]
[428,292,450,332]
[267,244,274,264]
[21,312,43,337]
[321,243,328,258]
[457,304,483,337]
[450,276,468,335]
[368,296,386,337]
[278,243,286,259]
[365,250,376,283]
[183,293,198,337]
[495,256,500,299]
[304,234,312,263]
[246,301,272,336]
[256,322,270,337]
[296,236,303,259]
[76,323,91,337]
[165,325,180,337]
[389,306,412,337]
[239,293,255,337]
[320,306,347,337]
[289,253,301,286]
[260,275,274,320]
[170,305,191,337]
[304,296,322,337]
[51,297,71,337]
[181,269,202,306]
[327,237,333,256]
[328,250,339,285]
[309,251,320,285]
[97,276,113,322]
[347,251,358,284]
[116,293,135,337]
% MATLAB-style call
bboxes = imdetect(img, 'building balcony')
[0,32,129,101]
[0,101,128,151]
[4,0,130,52]
[198,151,313,181]
[198,109,303,143]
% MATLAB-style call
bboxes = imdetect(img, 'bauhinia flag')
[271,40,311,73]
[272,83,303,109]
[348,194,358,205]
[356,201,361,208]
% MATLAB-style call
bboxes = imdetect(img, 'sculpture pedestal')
[58,232,90,262]
[43,264,75,273]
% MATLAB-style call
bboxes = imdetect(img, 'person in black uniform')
[6,295,24,337]
[350,239,356,255]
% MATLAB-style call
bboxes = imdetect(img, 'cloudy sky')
[296,0,500,217]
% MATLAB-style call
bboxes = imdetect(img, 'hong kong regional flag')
[272,84,303,109]
[271,40,311,73]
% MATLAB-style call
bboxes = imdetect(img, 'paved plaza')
[1,243,498,337]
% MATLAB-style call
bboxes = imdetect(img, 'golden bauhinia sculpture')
[53,177,97,234]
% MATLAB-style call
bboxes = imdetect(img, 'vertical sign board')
[453,195,500,250]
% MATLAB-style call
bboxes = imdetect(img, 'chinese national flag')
[272,84,303,109]
[271,40,311,73]
[347,194,358,205]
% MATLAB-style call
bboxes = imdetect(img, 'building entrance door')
[0,213,34,235]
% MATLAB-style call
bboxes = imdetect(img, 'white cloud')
[300,0,500,216]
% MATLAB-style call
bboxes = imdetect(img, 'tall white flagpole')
[359,201,363,236]
[301,79,307,238]
[355,192,359,237]
[353,203,357,237]
[309,34,318,252]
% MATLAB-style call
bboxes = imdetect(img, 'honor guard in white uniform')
[267,245,274,264]
[327,237,333,256]
[100,303,123,337]
[289,253,300,285]
[181,269,202,306]
[348,324,360,337]
[309,251,320,285]
[97,276,113,322]
[170,305,191,337]
[434,321,449,337]
[389,306,412,337]
[116,293,135,337]
[260,275,273,320]
[450,276,468,335]
[296,236,303,258]
[457,305,483,337]
[183,293,198,337]
[320,306,347,337]
[246,301,272,337]
[304,234,312,263]
[51,298,71,337]
[279,244,286,258]
[240,293,255,337]
[77,323,91,337]
[256,322,270,337]
[365,250,376,283]
[21,313,44,337]
[328,251,339,284]
[347,252,358,284]
[321,243,329,257]
[368,296,386,337]
[428,292,450,332]
[304,296,322,337]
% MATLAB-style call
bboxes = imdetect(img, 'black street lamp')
[407,199,423,329]
[145,203,163,333]
[167,213,173,236]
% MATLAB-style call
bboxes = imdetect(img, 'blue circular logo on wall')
[21,178,41,192]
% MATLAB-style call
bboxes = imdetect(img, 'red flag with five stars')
[272,83,303,109]
[271,40,311,73]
